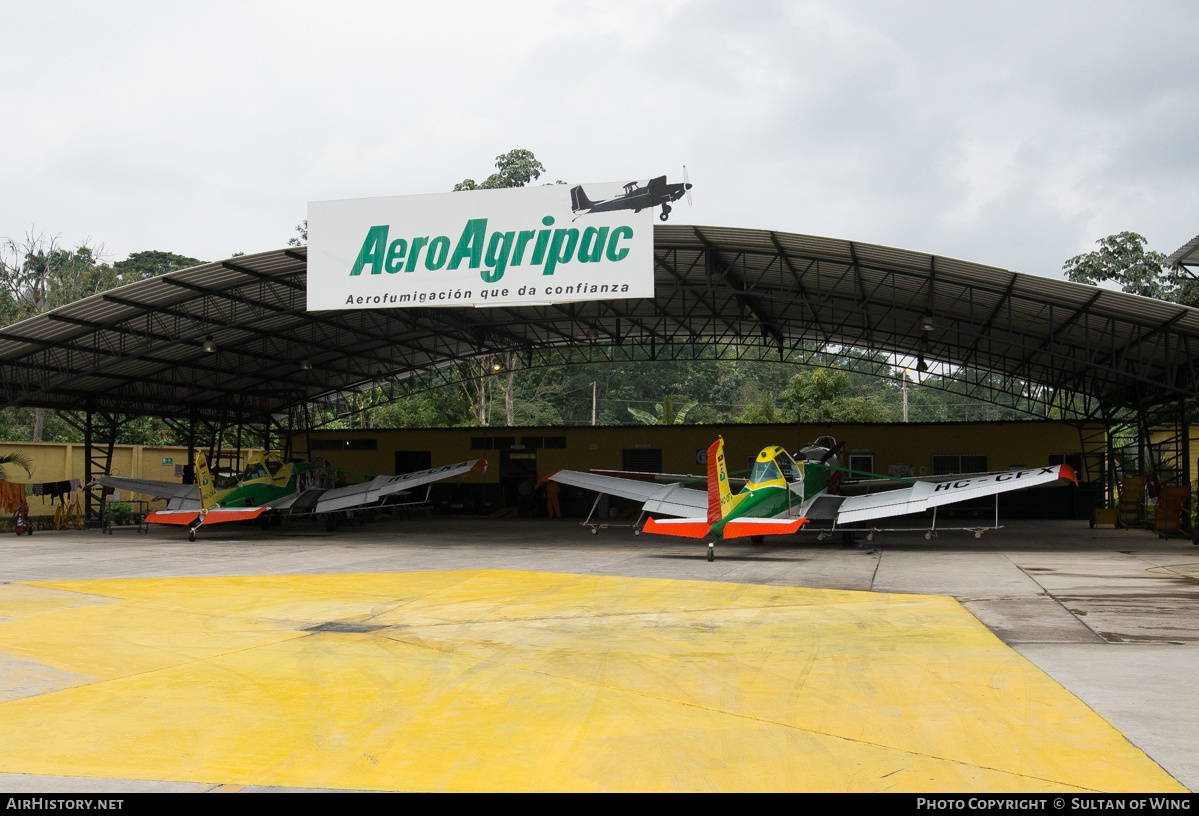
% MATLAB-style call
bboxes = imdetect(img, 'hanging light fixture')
[202,336,216,353]
[919,315,934,332]
[300,359,313,370]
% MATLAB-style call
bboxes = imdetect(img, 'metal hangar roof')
[1,225,1197,422]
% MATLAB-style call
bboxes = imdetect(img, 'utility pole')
[591,382,597,426]
[902,367,914,422]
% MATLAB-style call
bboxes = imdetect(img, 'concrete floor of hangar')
[0,517,1195,792]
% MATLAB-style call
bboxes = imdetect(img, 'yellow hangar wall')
[303,421,1099,483]
[0,443,255,517]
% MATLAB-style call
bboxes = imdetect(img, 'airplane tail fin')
[570,185,595,212]
[707,437,730,524]
[706,436,747,524]
[195,452,218,511]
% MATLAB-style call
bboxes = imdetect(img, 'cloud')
[0,0,1195,271]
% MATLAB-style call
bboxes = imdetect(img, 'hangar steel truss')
[1,225,1197,514]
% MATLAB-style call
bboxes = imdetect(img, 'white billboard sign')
[306,183,654,311]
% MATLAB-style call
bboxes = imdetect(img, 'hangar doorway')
[501,450,538,507]
[395,450,431,474]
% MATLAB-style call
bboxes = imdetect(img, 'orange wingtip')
[722,518,809,538]
[1059,464,1078,486]
[642,517,712,538]
[145,511,200,526]
[472,459,488,474]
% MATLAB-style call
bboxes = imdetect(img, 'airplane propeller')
[683,165,693,207]
[819,440,845,464]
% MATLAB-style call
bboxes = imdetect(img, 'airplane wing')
[831,465,1077,525]
[545,470,708,517]
[588,469,747,492]
[311,459,486,515]
[96,475,199,503]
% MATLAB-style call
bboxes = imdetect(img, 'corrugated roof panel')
[0,236,1195,417]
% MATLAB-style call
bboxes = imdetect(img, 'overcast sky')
[2,0,1195,278]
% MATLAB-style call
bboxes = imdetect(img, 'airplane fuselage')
[708,448,834,537]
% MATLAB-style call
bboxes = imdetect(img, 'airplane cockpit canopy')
[748,458,782,486]
[776,451,802,482]
[748,445,803,487]
[241,462,269,481]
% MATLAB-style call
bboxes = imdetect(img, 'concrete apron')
[0,518,1193,792]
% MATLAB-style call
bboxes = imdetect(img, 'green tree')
[0,451,32,481]
[453,148,547,191]
[112,250,203,282]
[1063,232,1173,300]
[779,367,892,423]
[288,221,307,247]
[627,395,698,425]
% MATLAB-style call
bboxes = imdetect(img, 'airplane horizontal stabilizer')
[198,507,271,524]
[642,516,711,538]
[722,517,808,538]
[145,511,201,526]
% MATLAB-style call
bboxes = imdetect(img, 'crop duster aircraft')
[97,450,486,540]
[546,437,1076,557]
[570,168,693,222]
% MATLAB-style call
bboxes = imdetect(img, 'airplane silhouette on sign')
[570,169,693,222]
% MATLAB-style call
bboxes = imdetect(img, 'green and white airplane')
[98,450,486,540]
[546,436,1076,549]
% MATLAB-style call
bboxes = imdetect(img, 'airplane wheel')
[659,211,670,222]
[707,543,714,562]
[591,528,597,535]
[866,532,874,542]
[188,530,196,542]
[924,531,932,540]
[975,531,982,539]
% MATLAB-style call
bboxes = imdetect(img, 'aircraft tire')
[659,211,670,222]
[188,530,196,542]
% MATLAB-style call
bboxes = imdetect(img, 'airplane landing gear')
[707,542,715,561]
[659,203,672,221]
[188,529,196,542]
